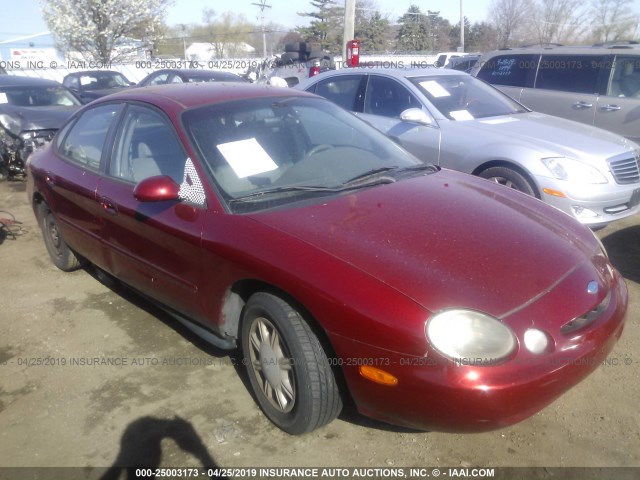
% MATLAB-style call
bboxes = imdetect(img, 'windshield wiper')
[229,176,396,204]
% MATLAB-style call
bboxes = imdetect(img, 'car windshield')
[183,96,431,210]
[409,74,527,120]
[0,85,81,107]
[78,72,129,88]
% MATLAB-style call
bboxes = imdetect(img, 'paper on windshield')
[480,117,518,124]
[217,138,278,178]
[450,110,474,121]
[419,80,450,98]
[0,93,7,104]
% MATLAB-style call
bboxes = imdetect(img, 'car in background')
[471,43,640,143]
[136,68,247,87]
[445,54,481,73]
[434,51,471,68]
[0,65,6,75]
[253,42,334,87]
[27,82,627,435]
[298,68,640,228]
[62,70,133,103]
[0,75,81,180]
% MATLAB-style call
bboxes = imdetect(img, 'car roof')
[0,75,64,87]
[89,82,316,110]
[300,67,468,86]
[64,70,125,77]
[482,43,640,56]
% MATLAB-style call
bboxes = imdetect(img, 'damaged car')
[0,75,81,180]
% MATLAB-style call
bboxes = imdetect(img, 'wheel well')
[472,160,541,199]
[31,192,46,218]
[220,280,323,341]
[220,279,352,410]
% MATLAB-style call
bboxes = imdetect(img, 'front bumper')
[537,177,640,228]
[330,270,627,432]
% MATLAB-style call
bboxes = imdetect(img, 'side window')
[365,75,422,118]
[476,54,538,87]
[110,105,185,184]
[536,55,607,94]
[148,73,169,85]
[59,104,119,170]
[315,75,365,112]
[608,56,640,97]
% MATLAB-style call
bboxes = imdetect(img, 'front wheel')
[478,166,537,197]
[241,292,342,434]
[38,203,81,271]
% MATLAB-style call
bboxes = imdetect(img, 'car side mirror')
[400,108,437,127]
[133,175,180,202]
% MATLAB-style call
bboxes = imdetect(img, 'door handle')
[573,101,593,109]
[600,104,621,111]
[100,197,118,216]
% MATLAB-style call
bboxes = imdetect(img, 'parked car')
[446,54,481,73]
[253,42,334,87]
[471,43,640,143]
[136,68,247,87]
[434,51,471,68]
[0,75,81,180]
[298,68,640,228]
[27,82,627,435]
[62,70,133,103]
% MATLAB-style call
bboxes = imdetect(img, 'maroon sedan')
[27,83,627,435]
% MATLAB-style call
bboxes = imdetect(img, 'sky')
[0,0,495,42]
[3,0,640,43]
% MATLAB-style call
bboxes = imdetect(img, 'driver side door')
[96,103,209,321]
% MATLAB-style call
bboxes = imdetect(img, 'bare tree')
[531,0,588,45]
[588,0,639,43]
[489,0,529,48]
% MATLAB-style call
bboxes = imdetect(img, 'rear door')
[46,103,121,263]
[520,54,612,126]
[96,103,208,321]
[595,55,640,143]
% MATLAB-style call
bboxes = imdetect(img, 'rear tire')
[38,202,81,271]
[241,292,342,435]
[478,166,537,197]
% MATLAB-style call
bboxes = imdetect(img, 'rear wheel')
[38,203,81,271]
[241,292,342,435]
[478,166,537,197]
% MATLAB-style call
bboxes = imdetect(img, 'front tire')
[478,166,537,197]
[38,203,81,271]
[241,292,342,435]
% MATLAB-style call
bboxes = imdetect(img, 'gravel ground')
[0,179,639,479]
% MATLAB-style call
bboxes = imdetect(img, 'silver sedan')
[297,68,640,228]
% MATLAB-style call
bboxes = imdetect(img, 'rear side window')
[314,75,366,112]
[59,104,120,170]
[536,55,607,94]
[476,54,538,87]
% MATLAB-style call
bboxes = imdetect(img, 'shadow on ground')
[601,225,640,284]
[100,416,224,480]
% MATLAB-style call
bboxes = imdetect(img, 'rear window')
[535,55,608,94]
[476,54,538,87]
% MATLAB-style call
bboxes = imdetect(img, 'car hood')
[452,111,637,160]
[248,169,599,317]
[0,104,78,132]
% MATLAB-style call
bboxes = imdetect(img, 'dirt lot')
[1,178,639,477]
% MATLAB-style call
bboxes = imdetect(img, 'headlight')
[426,310,517,363]
[542,157,607,184]
[0,113,21,136]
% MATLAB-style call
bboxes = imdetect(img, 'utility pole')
[252,0,272,57]
[343,0,355,65]
[459,0,464,52]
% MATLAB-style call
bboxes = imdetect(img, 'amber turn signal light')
[359,365,398,386]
